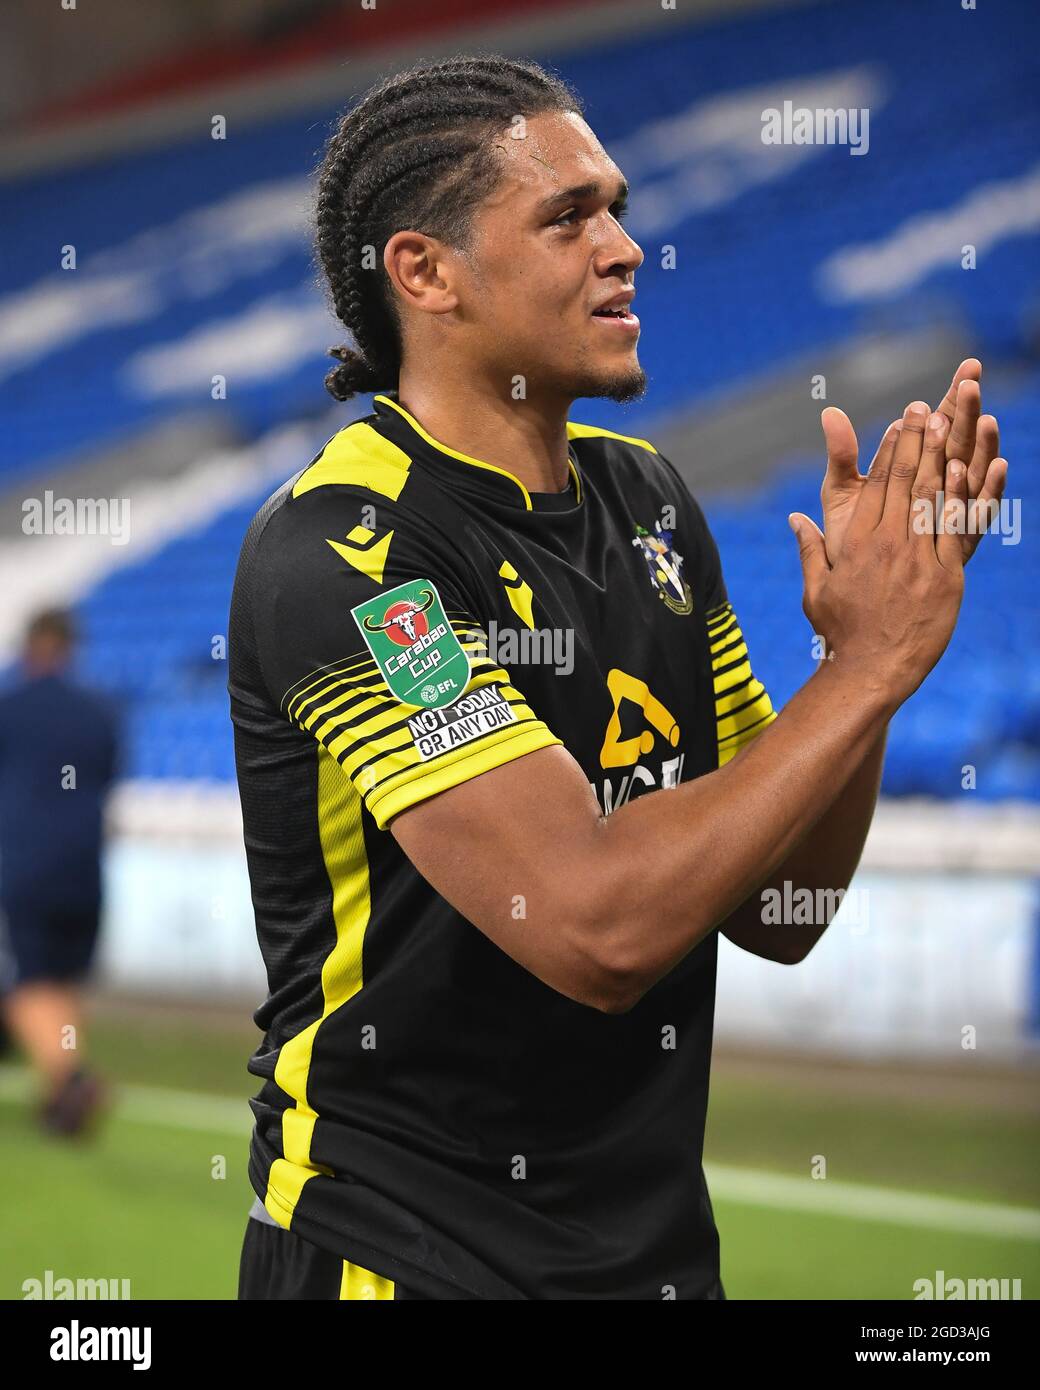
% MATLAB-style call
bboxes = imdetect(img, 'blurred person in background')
[0,608,119,1137]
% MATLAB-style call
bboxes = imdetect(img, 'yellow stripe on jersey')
[299,662,515,764]
[566,420,658,455]
[706,601,778,767]
[368,721,562,830]
[288,668,386,728]
[284,621,495,726]
[374,394,534,510]
[499,561,536,629]
[711,638,748,671]
[263,1152,321,1230]
[284,649,384,717]
[342,688,553,822]
[293,420,412,501]
[326,525,395,584]
[349,677,539,781]
[283,615,560,827]
[305,678,401,742]
[340,1262,395,1300]
[706,605,738,641]
[264,742,371,1228]
[713,658,754,695]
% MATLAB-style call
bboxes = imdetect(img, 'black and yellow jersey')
[228,390,777,1300]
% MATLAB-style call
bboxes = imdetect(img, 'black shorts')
[0,896,101,988]
[239,1211,727,1300]
[238,1213,428,1300]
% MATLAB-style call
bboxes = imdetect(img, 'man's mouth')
[591,305,639,331]
[591,290,639,330]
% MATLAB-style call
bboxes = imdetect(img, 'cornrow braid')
[314,54,583,401]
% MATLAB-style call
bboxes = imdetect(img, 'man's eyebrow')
[534,179,629,213]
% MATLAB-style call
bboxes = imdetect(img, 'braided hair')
[314,54,583,401]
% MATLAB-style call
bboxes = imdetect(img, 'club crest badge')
[352,578,471,710]
[632,516,694,615]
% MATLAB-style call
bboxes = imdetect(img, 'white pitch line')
[2,1068,1038,1241]
[703,1164,1040,1242]
[0,1067,248,1136]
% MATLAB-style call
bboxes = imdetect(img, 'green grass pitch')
[2,1010,1037,1300]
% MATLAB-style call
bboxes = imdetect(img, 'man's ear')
[383,230,459,317]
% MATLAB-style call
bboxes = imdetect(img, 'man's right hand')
[790,400,969,713]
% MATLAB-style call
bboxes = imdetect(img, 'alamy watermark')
[913,1270,1021,1300]
[912,491,1021,545]
[464,620,574,675]
[760,880,870,933]
[24,1269,131,1299]
[22,492,130,546]
[761,101,869,155]
[50,1321,151,1370]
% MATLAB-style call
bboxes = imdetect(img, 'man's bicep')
[389,742,614,1009]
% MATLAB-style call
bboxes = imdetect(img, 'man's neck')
[393,371,573,494]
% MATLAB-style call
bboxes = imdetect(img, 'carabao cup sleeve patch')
[351,579,471,712]
[283,583,562,830]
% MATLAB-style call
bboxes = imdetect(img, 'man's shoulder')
[236,420,444,582]
[566,417,660,461]
[568,417,706,517]
[567,417,683,490]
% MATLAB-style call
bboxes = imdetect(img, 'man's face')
[25,631,71,673]
[452,110,646,404]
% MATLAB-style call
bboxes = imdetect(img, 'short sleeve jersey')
[228,390,777,1300]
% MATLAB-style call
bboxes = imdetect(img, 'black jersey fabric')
[228,390,776,1300]
[239,1204,428,1300]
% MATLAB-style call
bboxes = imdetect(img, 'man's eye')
[551,202,629,228]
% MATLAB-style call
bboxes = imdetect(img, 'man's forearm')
[589,658,895,1001]
[718,720,888,963]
